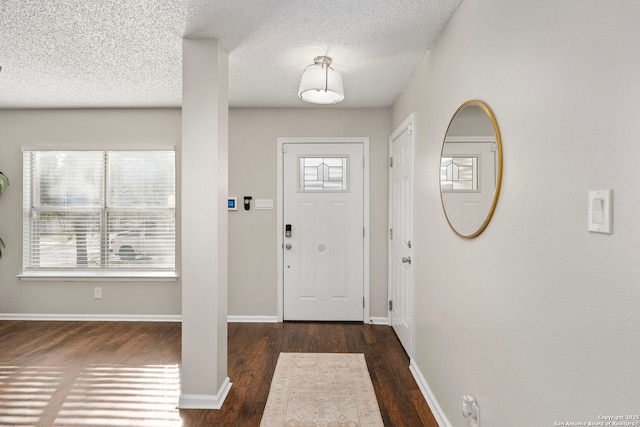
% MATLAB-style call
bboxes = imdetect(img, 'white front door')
[283,143,364,321]
[441,138,497,236]
[389,117,414,356]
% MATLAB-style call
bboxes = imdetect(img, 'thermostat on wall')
[228,197,238,211]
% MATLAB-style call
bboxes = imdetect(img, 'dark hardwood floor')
[0,321,438,426]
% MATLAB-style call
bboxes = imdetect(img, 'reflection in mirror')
[440,100,502,238]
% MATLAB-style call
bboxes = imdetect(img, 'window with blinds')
[22,150,176,273]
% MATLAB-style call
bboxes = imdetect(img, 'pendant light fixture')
[298,56,344,104]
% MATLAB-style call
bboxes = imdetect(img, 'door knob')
[285,243,292,250]
[401,256,411,264]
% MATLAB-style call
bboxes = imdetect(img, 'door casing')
[276,137,370,322]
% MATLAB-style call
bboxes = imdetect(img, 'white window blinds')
[23,150,176,272]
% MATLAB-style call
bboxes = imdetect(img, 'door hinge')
[389,156,393,167]
[408,123,414,135]
[363,297,366,308]
[282,144,288,152]
[388,300,393,311]
[389,228,393,240]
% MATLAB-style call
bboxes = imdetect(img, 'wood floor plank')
[0,321,438,426]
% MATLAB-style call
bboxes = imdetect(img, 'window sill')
[18,271,178,282]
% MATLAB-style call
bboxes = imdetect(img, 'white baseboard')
[409,358,452,427]
[0,313,383,325]
[369,316,389,325]
[178,377,232,409]
[0,313,182,322]
[230,316,386,324]
[227,315,279,323]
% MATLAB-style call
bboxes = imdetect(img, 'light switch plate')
[588,190,612,234]
[255,199,274,210]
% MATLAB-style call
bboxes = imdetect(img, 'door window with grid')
[22,150,176,274]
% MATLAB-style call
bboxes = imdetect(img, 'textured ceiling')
[0,0,462,109]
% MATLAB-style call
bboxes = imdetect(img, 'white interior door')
[389,118,414,356]
[283,143,364,321]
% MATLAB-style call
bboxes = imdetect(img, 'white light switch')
[255,199,274,210]
[591,198,604,224]
[588,190,612,234]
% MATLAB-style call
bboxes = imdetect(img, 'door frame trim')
[276,137,370,322]
[388,113,415,356]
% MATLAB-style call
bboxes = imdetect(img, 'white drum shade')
[298,56,344,104]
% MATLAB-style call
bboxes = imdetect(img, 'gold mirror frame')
[440,100,503,238]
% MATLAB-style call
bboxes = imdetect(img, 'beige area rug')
[260,352,384,427]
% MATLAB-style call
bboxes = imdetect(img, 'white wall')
[228,108,390,318]
[392,0,640,425]
[0,109,182,316]
[0,107,390,320]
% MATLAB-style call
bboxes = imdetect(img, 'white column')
[179,38,230,409]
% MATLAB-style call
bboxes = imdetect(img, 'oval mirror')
[440,100,503,238]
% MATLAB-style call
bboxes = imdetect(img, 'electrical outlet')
[462,395,480,427]
[94,287,102,299]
